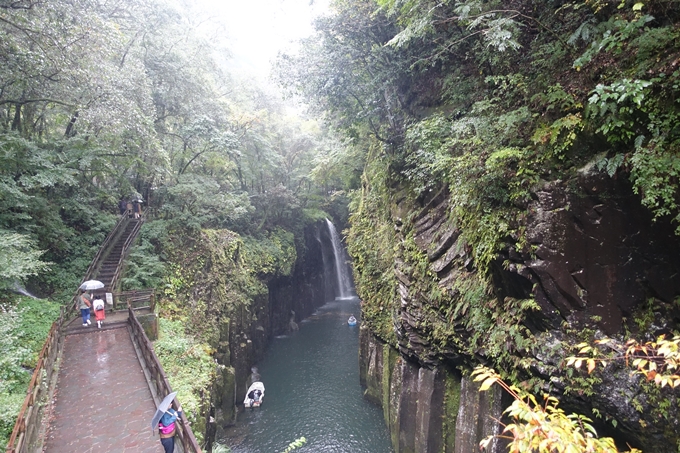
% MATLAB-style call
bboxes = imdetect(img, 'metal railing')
[128,307,202,453]
[5,307,66,453]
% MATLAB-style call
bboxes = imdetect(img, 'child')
[93,296,106,328]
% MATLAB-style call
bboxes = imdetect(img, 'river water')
[219,296,393,453]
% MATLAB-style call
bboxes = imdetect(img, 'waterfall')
[13,281,39,299]
[325,219,354,299]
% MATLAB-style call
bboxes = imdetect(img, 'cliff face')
[354,168,680,452]
[217,221,333,419]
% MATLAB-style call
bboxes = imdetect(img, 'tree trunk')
[65,111,79,137]
[11,103,22,132]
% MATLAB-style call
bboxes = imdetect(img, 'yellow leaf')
[479,376,498,392]
[633,2,644,11]
[587,360,596,374]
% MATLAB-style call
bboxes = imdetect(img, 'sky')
[192,0,330,81]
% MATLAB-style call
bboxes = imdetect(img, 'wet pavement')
[44,324,163,453]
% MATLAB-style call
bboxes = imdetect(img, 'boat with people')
[347,315,357,326]
[244,381,265,408]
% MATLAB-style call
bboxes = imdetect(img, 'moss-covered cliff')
[151,220,336,447]
[277,0,680,451]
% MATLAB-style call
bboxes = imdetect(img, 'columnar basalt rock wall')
[359,327,509,452]
[357,170,680,452]
[511,170,680,335]
[211,222,331,440]
[267,222,335,332]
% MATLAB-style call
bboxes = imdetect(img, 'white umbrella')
[80,280,105,291]
[151,391,177,433]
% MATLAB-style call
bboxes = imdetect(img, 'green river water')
[220,296,393,453]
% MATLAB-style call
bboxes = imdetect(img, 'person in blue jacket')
[158,405,182,453]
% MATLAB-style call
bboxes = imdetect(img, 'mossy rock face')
[360,332,463,453]
[388,356,404,452]
[352,167,680,451]
[442,371,461,453]
[383,343,398,426]
[213,364,236,425]
[359,326,384,405]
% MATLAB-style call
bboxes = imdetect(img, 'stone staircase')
[93,218,142,293]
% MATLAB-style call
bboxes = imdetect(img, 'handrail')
[84,213,128,282]
[69,213,130,314]
[127,307,202,453]
[6,212,153,453]
[109,209,146,293]
[112,289,155,311]
[5,307,66,453]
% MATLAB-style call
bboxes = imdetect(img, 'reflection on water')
[219,297,393,453]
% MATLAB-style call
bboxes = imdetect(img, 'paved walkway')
[44,325,163,453]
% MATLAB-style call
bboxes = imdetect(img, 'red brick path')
[44,326,163,453]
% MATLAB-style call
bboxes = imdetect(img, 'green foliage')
[242,229,297,278]
[0,296,60,446]
[346,152,399,345]
[121,238,166,291]
[629,143,680,232]
[572,13,654,70]
[0,230,50,288]
[587,79,652,143]
[154,318,215,445]
[472,366,642,453]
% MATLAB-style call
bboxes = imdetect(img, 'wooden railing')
[128,307,202,453]
[108,209,146,293]
[112,289,155,311]
[5,307,66,453]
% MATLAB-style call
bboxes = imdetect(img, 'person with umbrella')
[151,392,182,453]
[132,198,143,219]
[78,280,104,327]
[77,289,92,327]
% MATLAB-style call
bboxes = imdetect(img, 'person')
[93,296,105,328]
[118,198,127,216]
[158,405,182,453]
[77,290,92,327]
[133,199,141,219]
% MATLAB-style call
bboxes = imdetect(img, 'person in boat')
[348,314,357,324]
[248,388,262,403]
